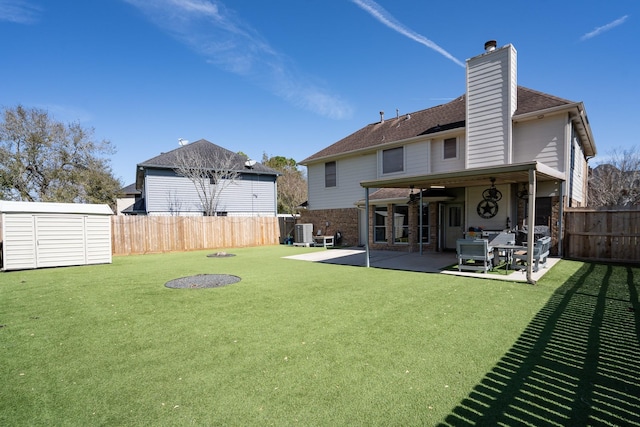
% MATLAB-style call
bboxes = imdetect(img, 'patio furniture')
[513,236,551,272]
[488,233,516,265]
[456,239,494,273]
[313,235,335,247]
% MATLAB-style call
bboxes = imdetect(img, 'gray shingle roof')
[137,139,279,175]
[301,86,574,163]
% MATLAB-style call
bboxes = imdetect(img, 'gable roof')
[118,183,140,196]
[137,139,278,175]
[301,86,582,164]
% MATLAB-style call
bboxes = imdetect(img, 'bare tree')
[262,154,307,214]
[589,146,640,208]
[174,147,240,216]
[166,189,184,215]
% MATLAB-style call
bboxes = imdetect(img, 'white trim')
[0,201,113,215]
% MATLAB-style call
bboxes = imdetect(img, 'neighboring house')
[130,139,279,216]
[116,183,142,215]
[299,41,596,255]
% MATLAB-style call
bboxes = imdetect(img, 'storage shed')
[0,201,113,271]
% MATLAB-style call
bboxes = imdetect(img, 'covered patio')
[359,161,565,284]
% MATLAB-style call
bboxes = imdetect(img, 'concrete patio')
[284,247,559,283]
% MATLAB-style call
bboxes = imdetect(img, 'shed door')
[35,215,86,268]
[1,214,37,271]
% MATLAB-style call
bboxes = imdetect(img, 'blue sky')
[1,0,637,186]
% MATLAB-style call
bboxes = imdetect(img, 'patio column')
[365,187,370,268]
[526,168,537,284]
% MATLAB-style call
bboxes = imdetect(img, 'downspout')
[527,168,537,284]
[273,176,278,217]
[365,187,370,268]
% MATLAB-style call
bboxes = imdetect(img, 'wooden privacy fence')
[564,208,640,264]
[111,216,280,255]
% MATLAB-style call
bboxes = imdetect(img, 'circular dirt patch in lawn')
[165,274,240,289]
[207,252,236,258]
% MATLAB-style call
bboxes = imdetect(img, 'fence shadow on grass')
[439,263,640,426]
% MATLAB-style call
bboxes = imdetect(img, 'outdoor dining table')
[490,244,526,271]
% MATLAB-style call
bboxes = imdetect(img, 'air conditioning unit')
[294,223,314,244]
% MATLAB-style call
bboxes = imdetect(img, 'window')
[374,206,387,243]
[420,204,430,243]
[382,147,404,174]
[393,205,409,244]
[444,138,457,159]
[325,161,336,187]
[449,205,462,227]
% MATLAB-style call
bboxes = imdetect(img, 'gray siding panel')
[144,169,276,215]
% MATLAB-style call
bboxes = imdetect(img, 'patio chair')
[456,239,494,273]
[513,236,551,272]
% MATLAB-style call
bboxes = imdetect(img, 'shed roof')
[0,201,113,215]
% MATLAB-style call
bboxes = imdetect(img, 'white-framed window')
[374,206,387,243]
[325,161,336,187]
[443,137,457,160]
[382,147,404,174]
[393,204,409,244]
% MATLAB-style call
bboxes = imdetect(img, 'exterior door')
[443,203,464,250]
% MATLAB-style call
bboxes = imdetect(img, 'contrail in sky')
[123,0,353,120]
[580,15,628,41]
[351,0,464,68]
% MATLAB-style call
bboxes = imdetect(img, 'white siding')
[466,184,511,231]
[86,216,112,264]
[466,44,517,168]
[1,213,36,270]
[512,115,566,171]
[431,136,466,174]
[306,154,377,210]
[1,209,112,271]
[36,215,86,268]
[404,141,431,176]
[569,134,586,204]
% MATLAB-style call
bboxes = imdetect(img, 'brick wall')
[298,208,359,247]
[367,203,439,252]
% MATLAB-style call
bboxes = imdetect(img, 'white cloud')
[580,15,629,41]
[351,0,464,68]
[0,0,42,24]
[123,0,354,119]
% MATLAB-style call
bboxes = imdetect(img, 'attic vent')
[484,40,497,52]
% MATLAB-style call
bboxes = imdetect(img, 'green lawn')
[1,246,638,426]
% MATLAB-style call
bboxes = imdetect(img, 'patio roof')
[359,161,564,190]
[359,161,562,284]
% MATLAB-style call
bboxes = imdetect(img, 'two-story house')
[124,139,280,216]
[299,41,596,256]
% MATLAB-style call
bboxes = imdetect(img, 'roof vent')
[379,111,384,123]
[484,40,497,52]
